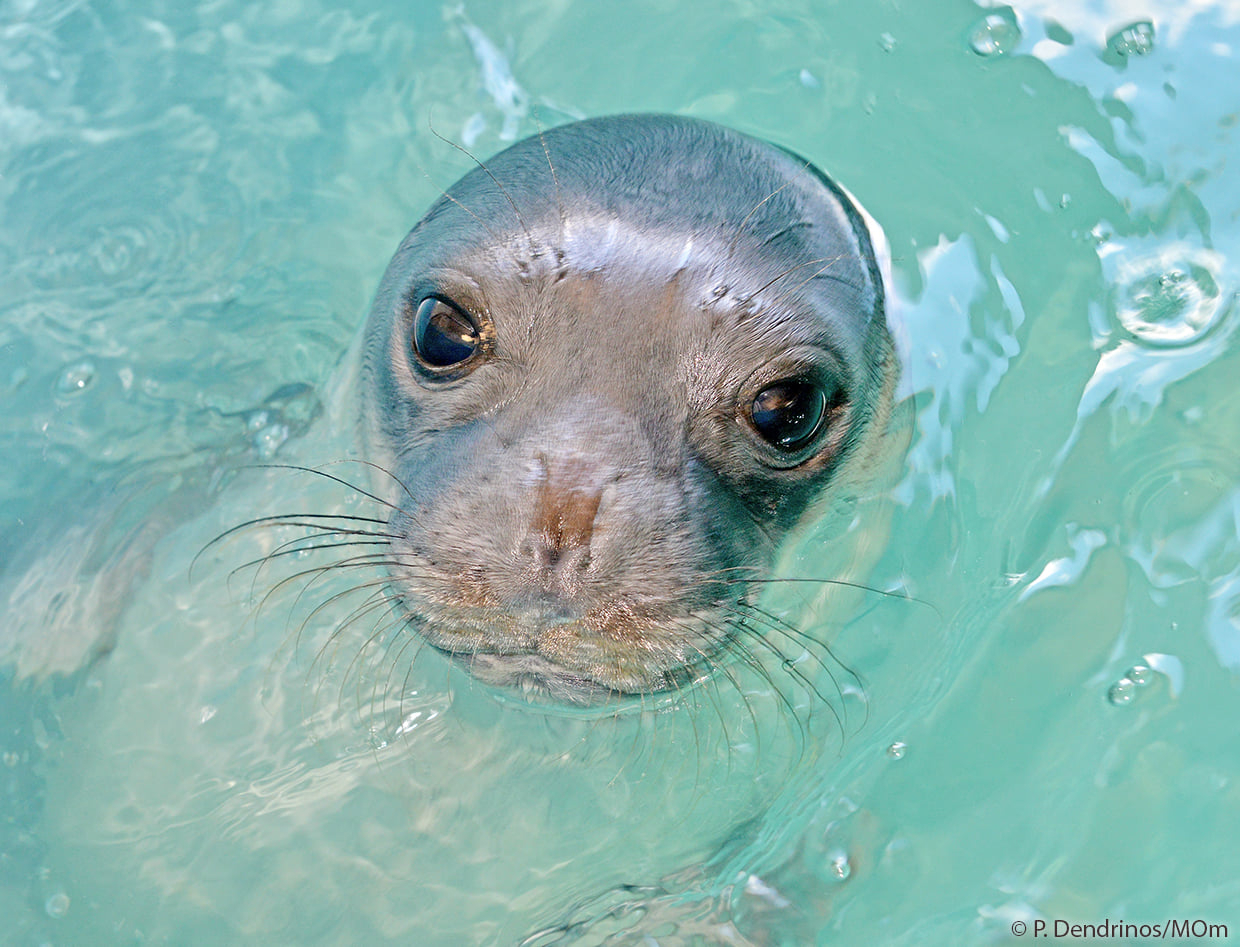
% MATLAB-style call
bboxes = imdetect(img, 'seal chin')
[442,651,685,704]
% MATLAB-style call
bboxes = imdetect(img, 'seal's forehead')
[420,115,882,318]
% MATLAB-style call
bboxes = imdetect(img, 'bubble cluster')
[1107,21,1155,58]
[1107,663,1154,706]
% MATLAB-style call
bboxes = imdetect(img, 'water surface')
[2,0,1238,943]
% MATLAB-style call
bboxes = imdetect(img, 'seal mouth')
[403,605,728,701]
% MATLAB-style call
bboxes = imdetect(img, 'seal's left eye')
[412,297,481,368]
[750,378,828,452]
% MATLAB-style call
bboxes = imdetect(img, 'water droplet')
[199,705,218,724]
[55,360,96,394]
[1108,677,1135,705]
[878,32,896,52]
[1107,21,1155,58]
[968,13,1021,57]
[826,850,852,881]
[1127,664,1152,687]
[887,741,907,760]
[44,891,70,918]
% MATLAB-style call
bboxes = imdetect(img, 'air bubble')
[968,13,1021,57]
[879,32,896,52]
[55,360,96,394]
[887,741,907,760]
[1127,664,1152,687]
[826,850,852,881]
[245,410,270,433]
[1107,21,1155,58]
[45,891,70,918]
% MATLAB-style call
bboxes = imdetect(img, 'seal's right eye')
[412,297,481,369]
[749,378,829,452]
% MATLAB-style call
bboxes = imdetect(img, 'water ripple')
[1111,244,1231,347]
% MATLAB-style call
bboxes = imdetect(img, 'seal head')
[363,114,892,700]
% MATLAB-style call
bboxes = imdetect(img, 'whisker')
[338,595,408,718]
[247,462,406,512]
[721,626,810,767]
[531,107,565,239]
[243,551,397,625]
[728,604,844,700]
[725,158,812,261]
[228,532,395,587]
[427,114,537,257]
[727,574,937,616]
[304,588,392,722]
[413,162,507,247]
[290,574,396,659]
[387,613,434,736]
[744,253,847,302]
[193,510,392,578]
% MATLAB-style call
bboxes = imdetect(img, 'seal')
[361,113,894,701]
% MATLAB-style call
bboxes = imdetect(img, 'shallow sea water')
[2,0,1239,943]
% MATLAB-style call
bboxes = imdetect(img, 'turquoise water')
[2,0,1238,943]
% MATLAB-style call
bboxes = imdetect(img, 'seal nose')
[527,456,604,574]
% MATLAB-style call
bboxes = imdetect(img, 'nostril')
[537,543,563,568]
[532,531,593,572]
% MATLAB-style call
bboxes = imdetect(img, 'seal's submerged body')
[363,114,894,701]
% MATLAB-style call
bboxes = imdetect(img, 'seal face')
[363,114,893,701]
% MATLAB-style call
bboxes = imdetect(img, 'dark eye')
[749,378,828,452]
[412,297,481,368]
